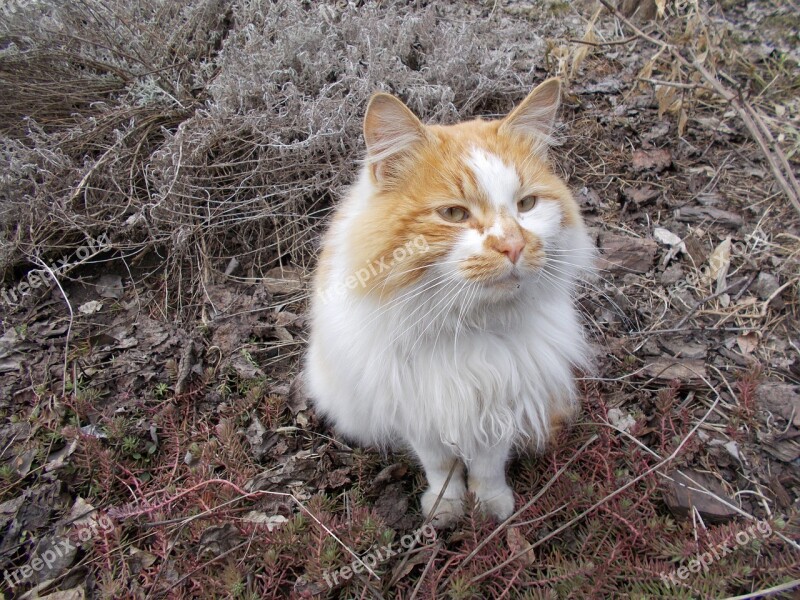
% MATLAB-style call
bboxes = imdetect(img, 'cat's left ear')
[499,78,561,144]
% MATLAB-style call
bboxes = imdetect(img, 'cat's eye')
[437,206,471,223]
[517,195,538,213]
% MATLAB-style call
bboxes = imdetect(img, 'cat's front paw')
[421,489,464,528]
[474,484,515,521]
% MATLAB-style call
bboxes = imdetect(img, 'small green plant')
[121,435,139,456]
[0,464,16,481]
[154,382,169,398]
[447,575,477,600]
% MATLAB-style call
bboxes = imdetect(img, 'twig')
[567,35,637,46]
[720,579,800,600]
[409,542,442,600]
[673,280,741,330]
[637,77,709,90]
[386,461,456,588]
[29,258,74,398]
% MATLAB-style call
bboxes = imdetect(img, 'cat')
[305,78,595,526]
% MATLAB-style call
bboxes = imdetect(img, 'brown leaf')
[683,234,707,266]
[756,384,800,428]
[642,358,707,382]
[320,467,351,489]
[632,148,672,172]
[263,266,305,295]
[373,482,413,529]
[506,527,535,566]
[287,375,309,414]
[599,233,658,274]
[674,206,743,228]
[759,432,800,463]
[622,186,660,205]
[13,447,36,478]
[198,524,243,558]
[245,415,279,461]
[736,332,759,355]
[369,463,409,493]
[662,469,737,523]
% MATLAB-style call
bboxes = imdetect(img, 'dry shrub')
[0,0,545,317]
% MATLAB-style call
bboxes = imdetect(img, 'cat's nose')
[497,237,526,264]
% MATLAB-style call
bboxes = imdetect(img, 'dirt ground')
[0,1,798,598]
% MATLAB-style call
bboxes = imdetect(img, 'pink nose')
[497,238,526,264]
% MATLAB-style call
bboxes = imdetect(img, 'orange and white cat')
[306,79,595,526]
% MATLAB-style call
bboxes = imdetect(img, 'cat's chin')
[474,272,527,301]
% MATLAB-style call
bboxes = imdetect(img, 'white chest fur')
[307,263,588,461]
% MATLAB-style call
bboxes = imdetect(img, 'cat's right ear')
[363,93,427,183]
[499,78,561,146]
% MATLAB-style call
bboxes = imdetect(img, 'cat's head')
[348,79,594,304]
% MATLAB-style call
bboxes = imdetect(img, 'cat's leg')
[413,441,466,527]
[466,439,515,520]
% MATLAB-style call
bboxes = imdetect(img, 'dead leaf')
[608,408,637,433]
[623,186,660,205]
[320,467,351,489]
[662,469,737,523]
[674,206,743,228]
[241,511,288,531]
[683,234,707,266]
[753,272,781,301]
[653,227,685,251]
[96,274,123,299]
[756,384,800,428]
[736,332,759,355]
[36,587,86,600]
[198,524,243,558]
[28,534,78,584]
[707,237,731,293]
[67,497,100,530]
[128,547,158,574]
[13,447,36,477]
[506,527,535,566]
[262,266,304,294]
[370,463,409,492]
[642,358,707,382]
[78,300,103,315]
[632,148,672,172]
[287,375,309,414]
[599,233,658,274]
[373,482,413,529]
[244,415,279,461]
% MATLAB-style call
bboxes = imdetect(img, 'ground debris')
[598,232,658,273]
[631,148,672,173]
[662,469,738,523]
[674,206,744,228]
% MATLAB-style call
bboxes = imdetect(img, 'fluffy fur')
[306,79,595,525]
